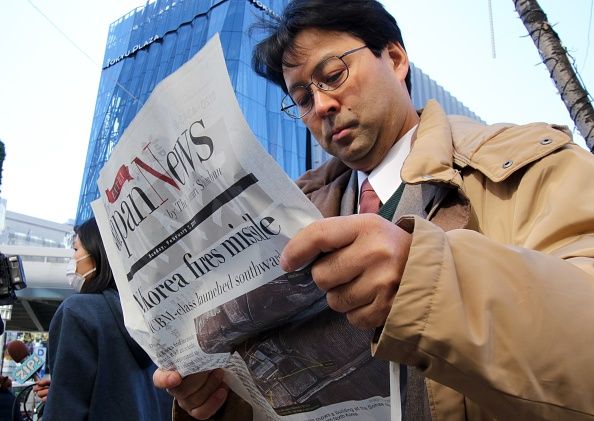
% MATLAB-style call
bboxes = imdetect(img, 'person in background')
[40,217,173,420]
[0,375,23,421]
[154,0,594,420]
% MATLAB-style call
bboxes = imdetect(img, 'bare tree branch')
[514,0,594,152]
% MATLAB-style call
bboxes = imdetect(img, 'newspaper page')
[92,34,391,420]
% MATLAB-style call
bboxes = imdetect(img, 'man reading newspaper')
[154,1,594,421]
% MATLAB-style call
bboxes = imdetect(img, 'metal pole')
[0,329,6,374]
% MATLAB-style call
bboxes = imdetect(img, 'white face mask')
[66,254,96,293]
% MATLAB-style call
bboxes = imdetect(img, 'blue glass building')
[76,0,482,224]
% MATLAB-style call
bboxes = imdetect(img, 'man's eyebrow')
[287,80,309,94]
[285,51,338,94]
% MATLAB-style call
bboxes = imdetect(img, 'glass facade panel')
[76,0,301,224]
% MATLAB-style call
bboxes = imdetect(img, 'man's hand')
[33,377,51,402]
[281,214,412,329]
[153,368,228,420]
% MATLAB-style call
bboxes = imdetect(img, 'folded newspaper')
[92,34,391,421]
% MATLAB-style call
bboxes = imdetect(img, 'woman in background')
[41,217,172,420]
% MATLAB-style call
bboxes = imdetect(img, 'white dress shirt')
[357,125,415,210]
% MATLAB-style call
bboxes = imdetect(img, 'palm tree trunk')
[514,0,594,152]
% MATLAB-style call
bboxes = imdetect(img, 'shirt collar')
[357,125,416,205]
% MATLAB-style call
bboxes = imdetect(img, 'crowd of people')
[4,1,594,420]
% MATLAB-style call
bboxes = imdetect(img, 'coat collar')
[403,100,463,188]
[297,99,572,221]
[403,100,572,187]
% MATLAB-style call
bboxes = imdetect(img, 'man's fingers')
[187,386,229,420]
[310,227,384,291]
[171,369,227,414]
[153,369,229,419]
[325,277,374,313]
[176,369,224,403]
[295,215,400,292]
[153,368,183,389]
[281,215,371,272]
[345,300,389,330]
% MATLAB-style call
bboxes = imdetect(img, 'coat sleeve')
[373,145,594,420]
[43,302,98,421]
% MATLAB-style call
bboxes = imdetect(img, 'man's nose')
[312,88,340,118]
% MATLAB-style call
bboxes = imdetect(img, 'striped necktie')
[359,178,381,214]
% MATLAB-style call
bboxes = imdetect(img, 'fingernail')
[214,388,228,400]
[280,254,290,272]
[166,372,177,385]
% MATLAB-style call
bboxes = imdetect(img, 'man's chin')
[345,151,384,172]
[326,143,375,171]
[340,157,374,172]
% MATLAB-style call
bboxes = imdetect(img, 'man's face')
[282,29,418,172]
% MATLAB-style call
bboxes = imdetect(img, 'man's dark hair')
[252,0,411,95]
[75,217,117,293]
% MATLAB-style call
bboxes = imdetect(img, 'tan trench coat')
[370,101,594,420]
[174,100,594,420]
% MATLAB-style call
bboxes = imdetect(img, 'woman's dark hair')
[252,0,411,95]
[75,217,117,293]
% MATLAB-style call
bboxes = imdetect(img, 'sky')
[0,0,592,225]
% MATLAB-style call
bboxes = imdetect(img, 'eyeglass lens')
[282,56,349,118]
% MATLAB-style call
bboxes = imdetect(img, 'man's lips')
[331,124,354,142]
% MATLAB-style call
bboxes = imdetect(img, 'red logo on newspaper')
[105,159,181,204]
[131,157,180,191]
[105,164,134,203]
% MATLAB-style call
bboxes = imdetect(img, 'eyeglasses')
[281,45,368,119]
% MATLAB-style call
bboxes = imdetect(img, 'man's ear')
[385,42,409,82]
